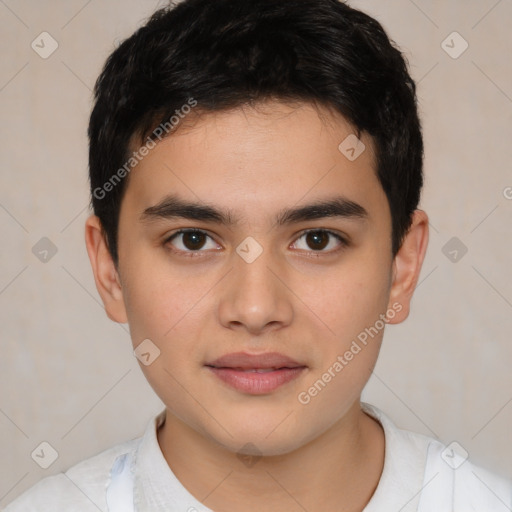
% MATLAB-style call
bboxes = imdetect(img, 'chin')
[204,418,312,458]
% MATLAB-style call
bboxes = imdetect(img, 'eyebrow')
[140,194,368,226]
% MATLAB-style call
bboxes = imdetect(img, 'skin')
[85,100,429,511]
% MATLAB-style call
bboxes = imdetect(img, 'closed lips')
[205,353,308,394]
[205,351,307,370]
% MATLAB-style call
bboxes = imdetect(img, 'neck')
[157,401,385,512]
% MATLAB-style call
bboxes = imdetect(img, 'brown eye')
[166,229,219,253]
[305,231,330,250]
[293,230,347,253]
[181,231,207,250]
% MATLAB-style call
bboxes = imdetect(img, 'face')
[88,101,421,456]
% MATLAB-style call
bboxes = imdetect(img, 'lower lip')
[207,367,306,395]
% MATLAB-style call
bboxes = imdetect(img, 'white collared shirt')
[4,402,512,511]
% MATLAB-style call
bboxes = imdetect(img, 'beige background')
[1,0,511,505]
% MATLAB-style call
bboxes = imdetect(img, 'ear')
[386,209,429,324]
[84,215,128,324]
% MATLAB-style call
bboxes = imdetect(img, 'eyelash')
[163,228,349,258]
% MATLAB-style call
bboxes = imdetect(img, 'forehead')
[120,100,386,224]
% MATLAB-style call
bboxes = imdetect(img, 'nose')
[217,244,294,335]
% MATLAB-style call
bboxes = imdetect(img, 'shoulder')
[2,437,139,512]
[419,437,512,510]
[362,402,512,510]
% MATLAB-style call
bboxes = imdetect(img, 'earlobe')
[84,215,128,324]
[386,209,429,324]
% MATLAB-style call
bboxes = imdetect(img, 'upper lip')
[206,352,306,370]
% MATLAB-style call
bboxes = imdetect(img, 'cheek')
[120,262,210,406]
[122,281,170,344]
[302,260,391,345]
[120,252,206,345]
[294,267,390,423]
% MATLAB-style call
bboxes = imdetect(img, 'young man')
[5,0,511,510]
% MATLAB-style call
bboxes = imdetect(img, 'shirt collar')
[132,408,213,512]
[361,402,426,511]
[131,403,426,511]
